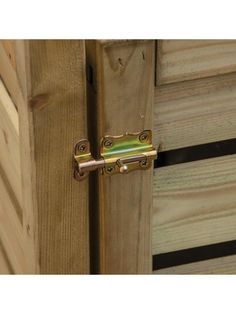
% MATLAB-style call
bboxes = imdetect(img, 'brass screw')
[104,139,113,148]
[106,166,114,173]
[79,143,86,152]
[139,132,149,143]
[140,160,148,168]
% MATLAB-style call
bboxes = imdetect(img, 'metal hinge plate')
[73,130,157,181]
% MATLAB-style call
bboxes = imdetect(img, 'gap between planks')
[154,254,236,274]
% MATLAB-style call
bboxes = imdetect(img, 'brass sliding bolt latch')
[73,130,157,181]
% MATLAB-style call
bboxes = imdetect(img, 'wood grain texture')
[156,40,236,85]
[154,255,236,274]
[0,40,37,273]
[0,41,21,110]
[2,40,17,70]
[25,41,89,273]
[0,171,25,273]
[86,40,154,273]
[0,79,22,209]
[154,72,236,152]
[0,40,90,273]
[13,41,40,273]
[0,240,13,274]
[153,154,236,255]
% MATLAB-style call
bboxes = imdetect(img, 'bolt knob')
[120,164,128,173]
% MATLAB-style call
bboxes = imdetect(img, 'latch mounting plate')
[73,130,157,180]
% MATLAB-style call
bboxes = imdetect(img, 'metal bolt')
[104,139,113,148]
[139,132,149,143]
[120,164,128,173]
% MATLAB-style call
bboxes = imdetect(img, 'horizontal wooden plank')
[0,170,26,273]
[156,40,236,85]
[154,255,236,274]
[0,79,22,210]
[154,72,236,152]
[153,154,236,255]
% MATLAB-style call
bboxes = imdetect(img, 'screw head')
[106,166,114,174]
[104,139,113,148]
[140,160,149,168]
[139,131,149,143]
[78,143,87,152]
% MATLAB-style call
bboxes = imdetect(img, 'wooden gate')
[1,40,236,274]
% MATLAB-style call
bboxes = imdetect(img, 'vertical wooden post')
[0,40,90,273]
[0,40,38,273]
[86,40,154,274]
[24,40,90,273]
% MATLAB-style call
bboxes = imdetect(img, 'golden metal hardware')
[73,130,157,181]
